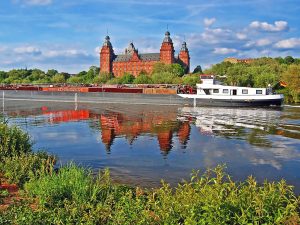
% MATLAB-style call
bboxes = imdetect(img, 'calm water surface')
[2,100,300,191]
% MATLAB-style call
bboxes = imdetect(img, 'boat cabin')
[197,76,269,96]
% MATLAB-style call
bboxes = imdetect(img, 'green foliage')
[0,123,32,159]
[67,75,84,84]
[119,73,135,84]
[182,74,201,86]
[0,189,9,204]
[0,152,56,186]
[50,73,66,83]
[152,62,185,77]
[2,165,299,224]
[152,72,182,84]
[282,64,300,103]
[93,72,113,84]
[133,74,153,84]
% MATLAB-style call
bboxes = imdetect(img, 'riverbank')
[0,121,299,224]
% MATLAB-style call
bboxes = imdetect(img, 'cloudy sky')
[0,0,299,73]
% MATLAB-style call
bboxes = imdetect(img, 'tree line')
[0,63,202,87]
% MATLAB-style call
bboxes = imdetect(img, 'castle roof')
[113,53,160,62]
[163,30,172,43]
[103,36,112,47]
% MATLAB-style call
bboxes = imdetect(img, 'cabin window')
[223,89,229,94]
[242,89,248,94]
[256,90,263,94]
[203,89,210,95]
[213,89,219,93]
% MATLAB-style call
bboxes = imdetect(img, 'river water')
[2,100,300,192]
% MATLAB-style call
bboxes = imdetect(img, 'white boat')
[178,75,284,107]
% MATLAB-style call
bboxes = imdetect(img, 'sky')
[0,0,299,73]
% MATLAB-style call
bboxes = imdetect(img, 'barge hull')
[1,90,283,107]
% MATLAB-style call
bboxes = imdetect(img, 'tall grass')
[0,122,32,159]
[1,165,297,224]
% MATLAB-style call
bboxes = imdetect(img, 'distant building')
[99,31,190,77]
[224,57,254,64]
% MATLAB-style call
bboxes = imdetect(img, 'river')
[2,100,300,192]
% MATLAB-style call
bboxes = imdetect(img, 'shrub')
[0,152,56,186]
[0,123,32,159]
[182,74,201,86]
[133,74,153,84]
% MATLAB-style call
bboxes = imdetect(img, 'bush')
[0,152,56,186]
[182,74,201,86]
[3,165,298,224]
[0,123,32,159]
[133,74,153,84]
[152,72,182,84]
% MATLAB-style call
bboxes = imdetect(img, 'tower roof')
[181,41,188,51]
[163,30,173,43]
[125,42,136,54]
[103,35,112,47]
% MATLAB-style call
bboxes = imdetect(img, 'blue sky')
[0,0,299,73]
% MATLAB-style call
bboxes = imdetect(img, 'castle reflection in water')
[9,106,191,155]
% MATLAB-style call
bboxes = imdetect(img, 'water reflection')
[2,101,300,190]
[99,111,190,155]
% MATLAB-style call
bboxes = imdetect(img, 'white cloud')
[204,18,216,27]
[249,20,288,32]
[22,0,52,5]
[213,47,238,55]
[245,38,272,48]
[13,46,42,55]
[201,28,233,44]
[236,32,247,40]
[43,49,89,58]
[274,38,300,49]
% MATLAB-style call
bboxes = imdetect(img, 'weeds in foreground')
[0,165,298,225]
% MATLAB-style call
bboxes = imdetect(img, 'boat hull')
[1,90,283,107]
[178,94,284,107]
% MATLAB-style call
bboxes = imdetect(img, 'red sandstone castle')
[100,31,190,77]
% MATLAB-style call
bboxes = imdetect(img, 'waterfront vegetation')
[0,121,299,224]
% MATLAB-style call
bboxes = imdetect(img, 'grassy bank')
[0,122,299,224]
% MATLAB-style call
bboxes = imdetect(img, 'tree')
[119,73,135,84]
[152,62,185,77]
[51,74,66,83]
[282,64,300,103]
[94,72,113,84]
[46,69,58,78]
[169,64,185,77]
[193,65,203,74]
[133,74,153,84]
[182,74,200,86]
[68,76,83,84]
[284,56,294,65]
[0,71,8,82]
[152,72,181,84]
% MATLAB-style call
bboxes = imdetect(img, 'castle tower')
[100,36,114,73]
[160,31,175,64]
[178,41,190,73]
